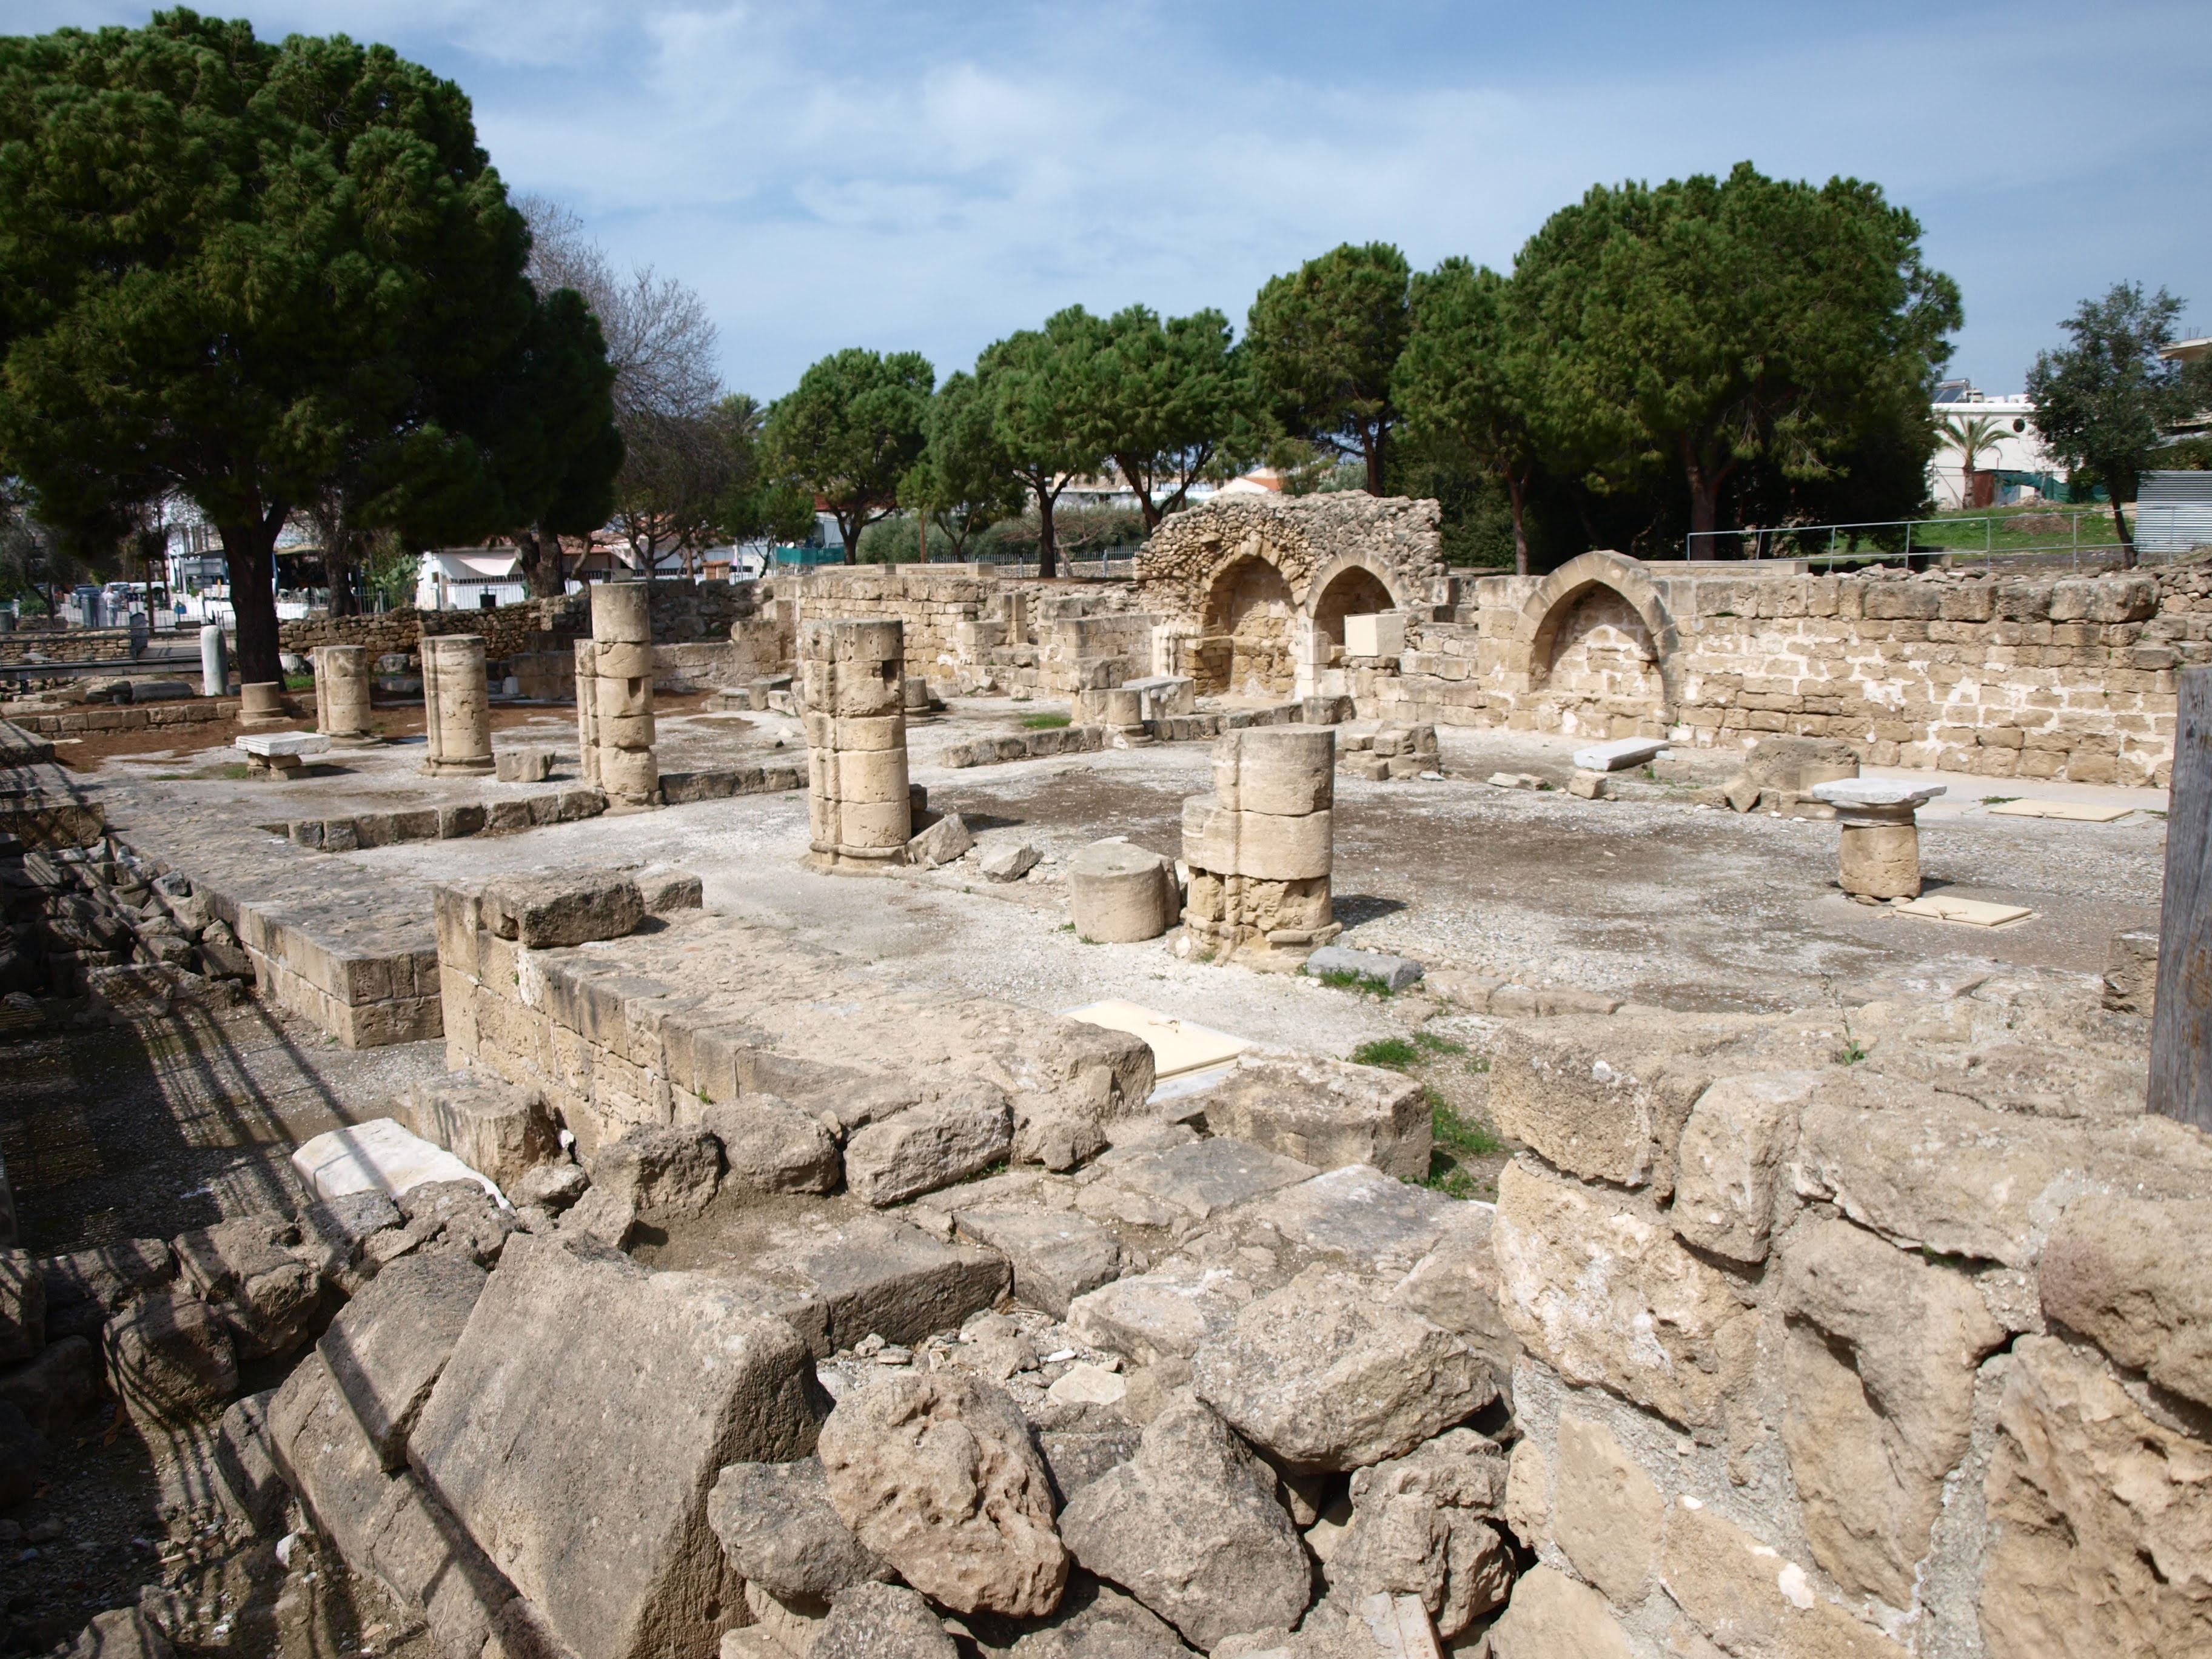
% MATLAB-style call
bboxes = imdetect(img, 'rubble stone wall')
[278,582,751,663]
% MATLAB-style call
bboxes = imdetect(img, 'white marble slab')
[1571,737,1666,772]
[234,731,332,759]
[1811,780,1946,809]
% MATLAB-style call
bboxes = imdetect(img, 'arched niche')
[1512,551,1681,717]
[1196,554,1299,695]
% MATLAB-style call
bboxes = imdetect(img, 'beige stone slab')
[1895,895,2033,928]
[1061,999,1250,1078]
[1983,798,2133,822]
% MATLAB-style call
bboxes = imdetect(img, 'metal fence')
[1681,508,2203,573]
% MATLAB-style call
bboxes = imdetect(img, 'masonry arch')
[1512,551,1681,720]
[1307,557,1404,649]
[1196,553,1299,695]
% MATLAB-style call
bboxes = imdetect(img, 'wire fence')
[1683,508,2205,574]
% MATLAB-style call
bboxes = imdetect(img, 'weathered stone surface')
[1324,1429,1513,1636]
[1492,1158,1757,1429]
[818,1372,1067,1618]
[1198,1057,1430,1181]
[1070,842,1176,943]
[0,1330,93,1440]
[1037,1426,1142,1503]
[1193,1267,1494,1472]
[1085,1137,1316,1224]
[814,1584,959,1659]
[560,1185,636,1250]
[65,1607,176,1659]
[703,1095,841,1195]
[908,812,974,870]
[1485,1566,1633,1659]
[979,842,1041,882]
[1067,1265,1253,1366]
[1552,1414,1663,1608]
[1791,1098,2074,1269]
[369,1472,520,1659]
[268,1351,400,1568]
[1773,1219,2005,1608]
[733,1212,1011,1356]
[1980,1335,2212,1659]
[104,1289,237,1424]
[172,1219,320,1360]
[1256,1166,1455,1278]
[708,1455,887,1602]
[953,1209,1125,1318]
[396,1075,560,1191]
[845,1088,1013,1207]
[1659,1501,1908,1658]
[318,1252,487,1469]
[409,1233,825,1659]
[1503,1441,1547,1553]
[1386,1203,1520,1393]
[513,1161,589,1212]
[1306,947,1423,994]
[395,1179,521,1266]
[215,1388,287,1533]
[1487,1017,1728,1191]
[1671,1072,1817,1264]
[591,1124,722,1219]
[38,1239,170,1338]
[1004,1580,1194,1659]
[2037,1193,2212,1410]
[480,874,644,948]
[1058,1398,1310,1651]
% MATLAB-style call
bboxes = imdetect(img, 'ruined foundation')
[1181,726,1341,964]
[417,634,493,776]
[310,645,373,740]
[575,583,659,810]
[801,618,910,872]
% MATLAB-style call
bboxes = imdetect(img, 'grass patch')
[1414,1030,1465,1057]
[212,763,252,780]
[1422,1156,1482,1200]
[1313,967,1394,996]
[283,672,315,692]
[1021,712,1072,730]
[1351,1036,1421,1070]
[1056,922,1076,933]
[1982,796,2019,805]
[1432,1089,1504,1158]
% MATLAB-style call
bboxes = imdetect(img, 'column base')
[420,757,495,777]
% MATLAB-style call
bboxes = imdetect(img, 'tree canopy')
[1084,306,1258,530]
[762,348,934,564]
[1510,163,1960,554]
[2027,283,2209,559]
[0,10,620,677]
[976,312,1108,579]
[1246,243,1412,495]
[905,371,1027,560]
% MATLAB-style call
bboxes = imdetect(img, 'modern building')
[1927,381,2066,509]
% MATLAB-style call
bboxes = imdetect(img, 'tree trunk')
[516,530,567,599]
[1116,454,1164,531]
[1684,441,1723,559]
[221,511,286,686]
[1365,426,1387,495]
[2113,499,2136,568]
[1507,471,1530,578]
[1034,478,1059,580]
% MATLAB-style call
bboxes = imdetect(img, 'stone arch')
[1196,553,1299,695]
[1307,557,1406,648]
[1512,551,1681,717]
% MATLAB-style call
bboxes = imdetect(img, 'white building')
[415,549,526,611]
[1927,382,2065,509]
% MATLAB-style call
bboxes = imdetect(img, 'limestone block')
[1772,1218,2005,1606]
[2102,927,2159,1014]
[1070,842,1175,942]
[479,873,644,948]
[1065,1263,1253,1367]
[1837,815,1920,900]
[1484,1566,1634,1659]
[814,1584,959,1659]
[1324,1428,1515,1634]
[409,1233,824,1659]
[595,672,654,722]
[595,640,652,679]
[1230,808,1333,882]
[591,1124,722,1219]
[213,1389,286,1533]
[832,746,911,806]
[314,645,374,737]
[1192,1266,1495,1472]
[1215,728,1335,816]
[494,749,554,784]
[598,745,660,803]
[728,1212,1010,1356]
[396,1076,558,1191]
[173,1218,321,1360]
[1306,945,1424,992]
[1079,1136,1315,1226]
[818,1372,1067,1617]
[708,1456,888,1603]
[1671,1072,1819,1264]
[1791,1098,2073,1269]
[1553,1414,1664,1607]
[702,1096,841,1195]
[2037,1193,2212,1410]
[1492,1158,1757,1429]
[834,714,905,752]
[103,1288,236,1426]
[976,840,1040,882]
[839,799,913,851]
[951,1209,1125,1318]
[0,1250,41,1364]
[1199,1053,1430,1180]
[1739,734,1860,793]
[1057,1397,1311,1651]
[591,580,652,643]
[266,1352,396,1567]
[908,811,974,869]
[1659,1501,1908,1658]
[1980,1335,2212,1658]
[1486,1016,1726,1191]
[64,1609,177,1659]
[598,711,656,750]
[844,1088,1013,1207]
[1388,1202,1521,1389]
[1566,769,1608,799]
[317,1253,487,1469]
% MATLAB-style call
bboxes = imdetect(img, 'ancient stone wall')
[278,582,752,663]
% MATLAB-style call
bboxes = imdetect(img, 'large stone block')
[1552,1415,1663,1608]
[1659,1501,1907,1658]
[1065,1263,1253,1367]
[2037,1192,2212,1409]
[103,1288,237,1426]
[1485,1565,1634,1659]
[478,874,645,949]
[708,1455,886,1603]
[318,1252,487,1470]
[1070,842,1175,943]
[1980,1335,2212,1658]
[951,1210,1125,1319]
[591,1124,722,1219]
[1387,1202,1521,1392]
[1492,1158,1757,1429]
[843,1089,1013,1207]
[1324,1428,1514,1635]
[1671,1072,1818,1264]
[409,1234,826,1659]
[1487,1017,1726,1192]
[1772,1219,2005,1607]
[729,1212,1010,1357]
[1196,1055,1430,1181]
[702,1096,842,1195]
[397,1076,560,1191]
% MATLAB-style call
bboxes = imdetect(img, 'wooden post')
[2150,665,2212,1128]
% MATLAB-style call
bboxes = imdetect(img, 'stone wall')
[278,582,755,665]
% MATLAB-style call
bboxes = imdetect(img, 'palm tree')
[1938,413,2009,507]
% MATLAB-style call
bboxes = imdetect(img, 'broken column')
[802,619,910,872]
[1179,728,1339,964]
[312,645,373,740]
[1071,841,1177,942]
[1810,780,1946,900]
[418,635,494,776]
[577,583,659,810]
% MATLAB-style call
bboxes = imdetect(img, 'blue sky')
[13,1,2211,401]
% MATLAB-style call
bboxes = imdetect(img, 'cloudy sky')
[18,1,2211,401]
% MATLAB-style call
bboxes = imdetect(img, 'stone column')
[801,618,910,872]
[419,634,494,775]
[1179,727,1340,965]
[312,645,373,739]
[581,583,658,810]
[1811,780,1945,900]
[199,625,229,699]
[236,682,286,728]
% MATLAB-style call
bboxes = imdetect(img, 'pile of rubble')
[0,836,252,1005]
[1336,725,1440,783]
